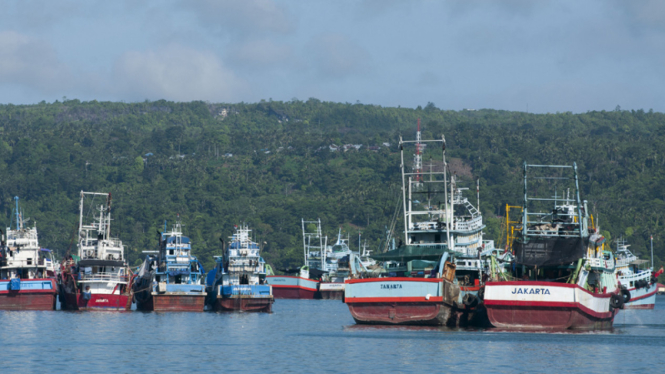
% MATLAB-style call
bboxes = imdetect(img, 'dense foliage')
[1,99,664,279]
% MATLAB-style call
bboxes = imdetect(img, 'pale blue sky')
[0,0,663,113]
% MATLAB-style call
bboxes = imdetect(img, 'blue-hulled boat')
[206,224,273,312]
[133,218,206,312]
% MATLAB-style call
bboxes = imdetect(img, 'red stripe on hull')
[214,297,273,312]
[346,296,444,303]
[624,304,655,310]
[137,294,206,312]
[486,305,616,330]
[319,290,344,300]
[61,290,131,311]
[272,286,317,299]
[346,277,442,284]
[0,291,57,310]
[347,302,453,326]
[627,289,658,302]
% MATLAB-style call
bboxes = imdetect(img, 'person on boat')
[83,285,92,303]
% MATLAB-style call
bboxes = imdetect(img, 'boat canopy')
[514,237,588,267]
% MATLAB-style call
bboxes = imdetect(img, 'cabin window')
[630,281,634,287]
[27,258,32,265]
[410,236,416,244]
[169,250,174,255]
[434,234,441,242]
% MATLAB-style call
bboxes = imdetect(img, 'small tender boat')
[206,224,273,312]
[133,218,206,312]
[484,163,623,330]
[59,191,132,311]
[615,238,661,309]
[0,197,57,311]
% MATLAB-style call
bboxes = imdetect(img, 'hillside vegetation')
[1,99,664,277]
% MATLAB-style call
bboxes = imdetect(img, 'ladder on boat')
[462,199,480,219]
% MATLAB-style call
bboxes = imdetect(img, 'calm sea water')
[1,297,664,373]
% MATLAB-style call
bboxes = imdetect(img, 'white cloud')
[180,0,294,38]
[0,31,72,93]
[228,39,295,69]
[306,34,371,79]
[112,45,248,102]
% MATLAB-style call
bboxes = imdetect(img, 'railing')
[586,257,614,269]
[79,272,129,283]
[1,259,47,268]
[615,256,638,268]
[453,216,483,231]
[618,270,652,282]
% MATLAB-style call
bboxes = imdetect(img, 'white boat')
[59,191,131,311]
[615,238,659,309]
[0,197,57,310]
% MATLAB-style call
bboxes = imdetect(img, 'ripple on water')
[1,297,665,373]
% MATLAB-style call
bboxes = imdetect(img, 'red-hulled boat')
[59,191,132,311]
[483,163,624,330]
[0,197,58,310]
[266,266,319,299]
[484,281,618,330]
[345,271,459,325]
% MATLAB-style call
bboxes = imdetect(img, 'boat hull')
[266,276,318,299]
[60,288,131,311]
[208,284,274,312]
[344,277,459,326]
[624,285,657,309]
[136,293,206,312]
[0,279,57,311]
[319,282,345,300]
[484,281,618,330]
[213,296,274,312]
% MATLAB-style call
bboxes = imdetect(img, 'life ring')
[610,294,622,310]
[463,293,479,309]
[621,288,631,303]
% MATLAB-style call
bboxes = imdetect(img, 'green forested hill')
[1,99,664,277]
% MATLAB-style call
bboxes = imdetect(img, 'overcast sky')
[0,0,663,113]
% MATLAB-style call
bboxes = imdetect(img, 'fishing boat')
[615,237,661,309]
[0,197,57,310]
[344,128,464,326]
[206,224,273,312]
[133,218,206,311]
[59,191,132,311]
[483,163,624,330]
[318,229,354,300]
[266,264,320,299]
[265,219,323,299]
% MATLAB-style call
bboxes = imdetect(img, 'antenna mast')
[414,119,422,182]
